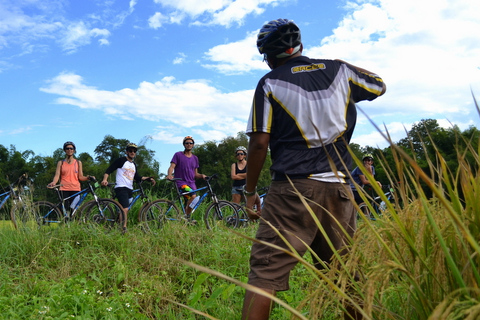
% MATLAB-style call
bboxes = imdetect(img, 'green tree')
[0,145,36,187]
[94,135,130,164]
[194,132,272,199]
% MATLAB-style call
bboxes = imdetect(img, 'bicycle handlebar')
[47,184,63,189]
[167,173,218,182]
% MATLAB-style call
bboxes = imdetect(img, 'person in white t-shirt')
[101,142,155,233]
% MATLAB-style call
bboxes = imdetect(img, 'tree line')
[1,120,479,202]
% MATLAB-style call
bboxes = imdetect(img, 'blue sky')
[1,0,479,173]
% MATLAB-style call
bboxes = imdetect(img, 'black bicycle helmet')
[257,19,301,57]
[125,142,138,151]
[63,141,76,151]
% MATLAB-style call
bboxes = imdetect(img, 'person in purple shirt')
[166,136,206,218]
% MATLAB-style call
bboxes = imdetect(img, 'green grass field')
[0,217,314,319]
[2,116,480,319]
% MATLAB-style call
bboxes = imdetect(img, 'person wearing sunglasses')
[166,136,207,219]
[101,142,156,233]
[231,146,247,204]
[48,141,95,211]
[350,154,382,206]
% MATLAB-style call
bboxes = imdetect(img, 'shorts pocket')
[280,185,313,199]
[338,187,352,201]
[251,226,279,266]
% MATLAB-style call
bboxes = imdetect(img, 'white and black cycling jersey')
[246,56,385,182]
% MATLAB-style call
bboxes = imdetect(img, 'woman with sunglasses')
[48,141,95,209]
[231,146,247,204]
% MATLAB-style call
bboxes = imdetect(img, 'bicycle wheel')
[220,202,249,227]
[10,201,39,230]
[82,199,123,229]
[357,202,371,220]
[33,201,63,227]
[204,200,239,230]
[139,199,181,233]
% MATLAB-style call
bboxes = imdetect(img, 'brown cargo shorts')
[247,179,356,291]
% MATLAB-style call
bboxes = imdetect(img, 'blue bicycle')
[139,174,238,232]
[104,179,156,229]
[32,177,123,229]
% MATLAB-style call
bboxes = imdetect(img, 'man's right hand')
[101,180,108,187]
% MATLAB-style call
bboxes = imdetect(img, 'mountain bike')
[357,185,395,220]
[139,174,238,232]
[85,178,155,229]
[32,177,123,229]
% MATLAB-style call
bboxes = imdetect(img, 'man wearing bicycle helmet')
[101,142,156,233]
[231,146,247,204]
[48,141,94,211]
[166,136,207,219]
[242,19,386,320]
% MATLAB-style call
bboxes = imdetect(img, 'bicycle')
[357,185,395,220]
[103,179,156,227]
[139,174,239,232]
[4,174,31,229]
[32,177,124,229]
[225,186,269,227]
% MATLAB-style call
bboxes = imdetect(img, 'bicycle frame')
[1,175,27,210]
[174,183,209,215]
[168,174,222,215]
[45,178,100,222]
[0,190,11,210]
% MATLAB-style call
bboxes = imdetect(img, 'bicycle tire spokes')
[83,199,123,230]
[33,201,63,227]
[139,199,180,233]
[220,201,250,227]
[204,200,239,230]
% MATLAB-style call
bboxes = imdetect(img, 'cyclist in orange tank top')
[48,141,95,208]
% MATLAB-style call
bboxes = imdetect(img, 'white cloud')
[59,22,111,53]
[148,12,168,29]
[40,72,254,143]
[152,0,289,27]
[0,1,131,57]
[173,52,187,64]
[202,31,267,74]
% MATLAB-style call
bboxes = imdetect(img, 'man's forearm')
[245,132,269,192]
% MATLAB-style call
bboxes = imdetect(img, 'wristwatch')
[243,186,257,196]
